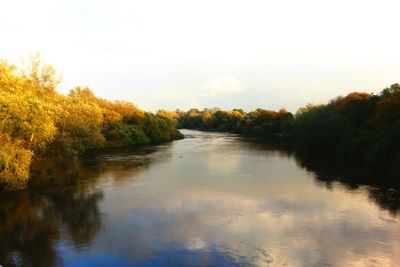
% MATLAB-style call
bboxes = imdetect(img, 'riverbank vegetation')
[0,56,182,191]
[176,84,400,180]
[2,55,399,190]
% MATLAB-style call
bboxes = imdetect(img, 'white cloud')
[201,75,244,98]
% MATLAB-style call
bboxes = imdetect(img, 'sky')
[1,0,400,112]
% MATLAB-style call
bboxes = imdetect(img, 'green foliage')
[178,84,400,177]
[177,107,293,142]
[292,104,347,150]
[104,123,149,146]
[142,113,183,143]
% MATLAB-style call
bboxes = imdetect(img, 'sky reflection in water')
[1,130,400,267]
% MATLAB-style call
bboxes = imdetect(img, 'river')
[1,130,399,266]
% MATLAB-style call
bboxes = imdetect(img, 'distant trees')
[2,54,399,189]
[0,57,183,191]
[177,107,293,143]
[177,84,400,177]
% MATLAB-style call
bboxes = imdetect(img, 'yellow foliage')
[0,56,182,190]
[111,100,145,122]
[0,91,57,150]
[0,135,33,190]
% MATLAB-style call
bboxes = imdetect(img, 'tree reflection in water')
[0,145,166,267]
[0,165,103,266]
[293,149,400,216]
[1,138,399,266]
[240,140,400,216]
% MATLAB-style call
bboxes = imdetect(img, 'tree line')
[0,56,182,190]
[176,84,400,180]
[2,55,399,190]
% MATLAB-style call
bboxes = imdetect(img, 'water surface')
[1,130,400,266]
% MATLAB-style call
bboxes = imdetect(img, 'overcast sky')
[1,0,400,112]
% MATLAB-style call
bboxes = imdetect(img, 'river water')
[1,130,399,266]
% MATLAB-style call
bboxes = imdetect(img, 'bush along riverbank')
[0,56,182,191]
